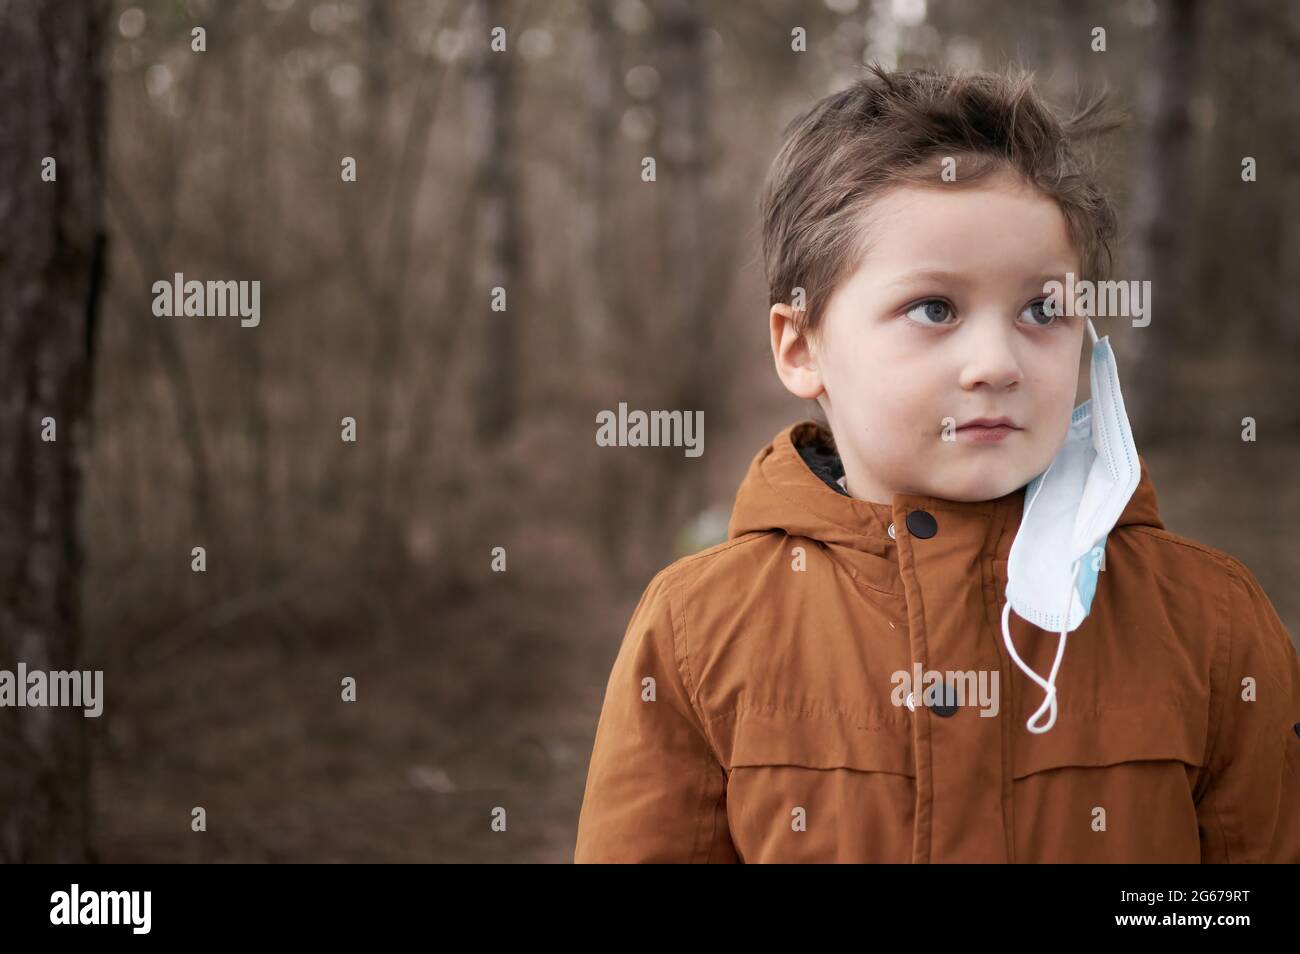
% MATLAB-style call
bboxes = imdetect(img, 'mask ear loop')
[1002,327,1097,734]
[1001,555,1083,734]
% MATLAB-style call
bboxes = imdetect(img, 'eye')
[1018,298,1059,328]
[903,298,955,327]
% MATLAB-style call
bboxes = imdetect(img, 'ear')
[770,303,825,401]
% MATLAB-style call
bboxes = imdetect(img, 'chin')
[934,469,1022,503]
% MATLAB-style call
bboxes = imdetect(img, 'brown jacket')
[575,421,1300,862]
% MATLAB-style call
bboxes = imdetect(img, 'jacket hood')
[727,420,1164,551]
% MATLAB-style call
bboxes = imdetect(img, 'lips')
[956,416,1021,431]
[953,416,1021,444]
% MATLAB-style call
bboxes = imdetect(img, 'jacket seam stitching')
[752,471,893,548]
[666,566,724,754]
[990,504,1017,863]
[670,531,773,568]
[701,526,904,597]
[1197,560,1243,860]
[1123,526,1239,567]
[664,565,725,862]
[703,775,727,863]
[1201,564,1238,786]
[1209,786,1232,863]
[702,701,912,730]
[897,533,933,864]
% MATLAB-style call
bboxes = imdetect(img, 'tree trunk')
[0,0,109,863]
[1127,0,1201,443]
[1279,0,1300,347]
[467,0,522,443]
[578,0,633,571]
[646,0,716,560]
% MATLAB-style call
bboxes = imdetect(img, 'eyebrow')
[884,268,1075,292]
[883,269,970,291]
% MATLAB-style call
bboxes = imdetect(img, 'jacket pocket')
[1011,703,1207,778]
[1009,704,1208,863]
[711,706,916,862]
[991,551,1208,776]
[716,705,916,777]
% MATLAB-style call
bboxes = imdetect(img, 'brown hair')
[759,64,1123,339]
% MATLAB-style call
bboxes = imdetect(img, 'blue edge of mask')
[1022,386,1108,622]
[1077,541,1104,614]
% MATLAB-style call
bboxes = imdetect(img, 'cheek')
[861,375,929,443]
[831,351,940,443]
[1027,364,1080,452]
[1028,346,1081,405]
[823,334,887,404]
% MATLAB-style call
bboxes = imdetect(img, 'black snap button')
[906,509,938,539]
[929,682,959,717]
[1294,722,1300,740]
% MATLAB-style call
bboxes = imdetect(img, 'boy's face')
[771,170,1089,504]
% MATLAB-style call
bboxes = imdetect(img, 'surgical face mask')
[1001,318,1141,734]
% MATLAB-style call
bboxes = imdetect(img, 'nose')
[957,318,1023,391]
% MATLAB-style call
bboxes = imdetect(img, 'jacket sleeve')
[1196,557,1300,862]
[574,567,738,863]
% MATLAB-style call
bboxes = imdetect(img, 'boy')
[574,66,1300,863]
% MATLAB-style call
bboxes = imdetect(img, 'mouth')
[954,416,1022,444]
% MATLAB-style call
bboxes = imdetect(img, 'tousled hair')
[760,63,1124,339]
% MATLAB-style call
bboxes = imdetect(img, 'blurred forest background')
[1,0,1297,862]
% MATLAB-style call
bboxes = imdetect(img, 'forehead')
[849,173,1078,281]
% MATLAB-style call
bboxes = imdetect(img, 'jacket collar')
[728,420,1164,562]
